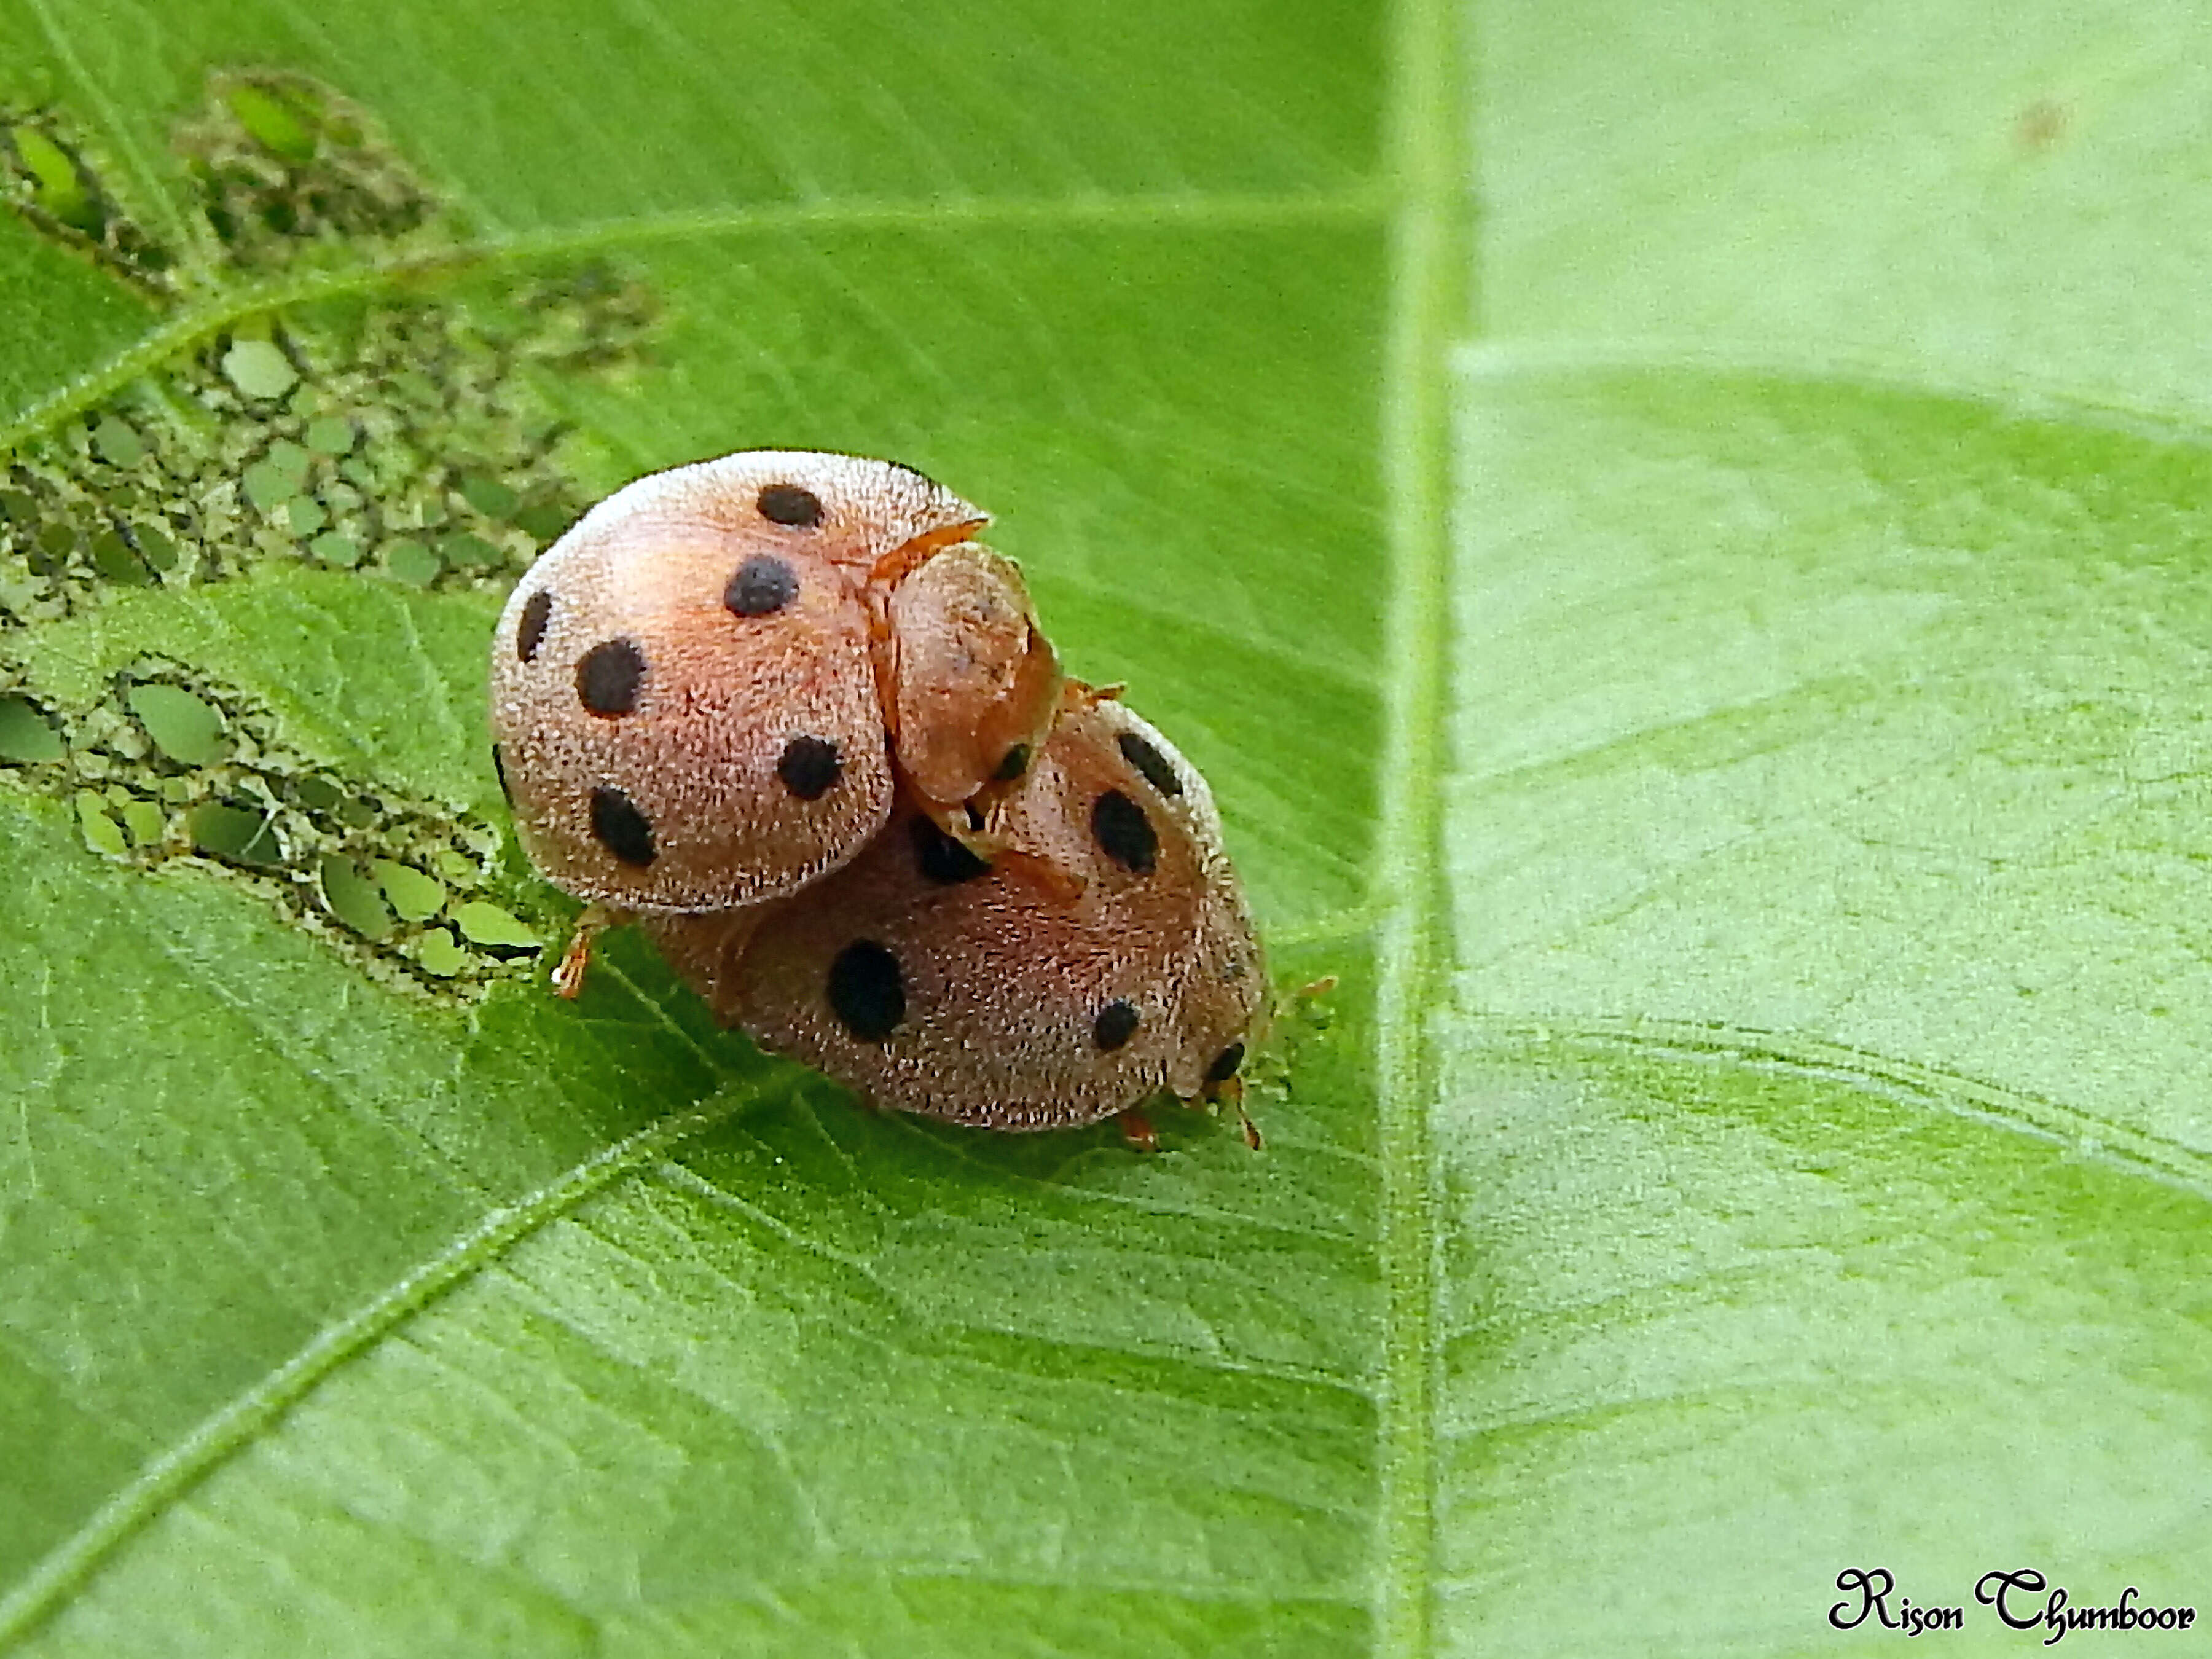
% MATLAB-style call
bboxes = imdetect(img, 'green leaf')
[1,1,2206,1656]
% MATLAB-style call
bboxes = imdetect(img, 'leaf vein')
[0,1089,753,1649]
[0,184,1388,461]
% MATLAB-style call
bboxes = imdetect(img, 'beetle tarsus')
[1118,1105,1158,1153]
[552,904,613,998]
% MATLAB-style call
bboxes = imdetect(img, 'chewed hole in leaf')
[224,81,320,168]
[0,266,653,629]
[452,899,539,952]
[415,927,468,976]
[128,684,227,766]
[0,692,65,763]
[317,854,396,939]
[178,70,445,265]
[223,340,300,401]
[0,109,171,287]
[374,858,446,922]
[0,661,547,997]
[188,800,284,865]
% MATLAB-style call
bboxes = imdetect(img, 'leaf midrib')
[1374,0,1470,1652]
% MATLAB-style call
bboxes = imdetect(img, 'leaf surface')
[1,0,2206,1654]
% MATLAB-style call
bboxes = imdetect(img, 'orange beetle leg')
[1200,1072,1260,1148]
[1236,1099,1263,1151]
[551,903,617,999]
[1118,1105,1159,1153]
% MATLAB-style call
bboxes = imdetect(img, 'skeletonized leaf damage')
[1,71,659,997]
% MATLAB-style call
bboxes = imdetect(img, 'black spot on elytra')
[516,589,552,662]
[725,553,799,618]
[777,735,842,799]
[1206,1041,1246,1084]
[576,638,646,716]
[1117,730,1183,797]
[590,785,655,866]
[491,743,511,804]
[1092,1000,1140,1051]
[828,939,904,1041]
[758,483,823,527]
[992,743,1030,783]
[909,814,990,884]
[1091,789,1157,875]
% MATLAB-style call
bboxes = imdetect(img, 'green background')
[1,0,2206,1653]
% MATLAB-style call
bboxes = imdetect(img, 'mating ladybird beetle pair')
[489,451,1263,1142]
